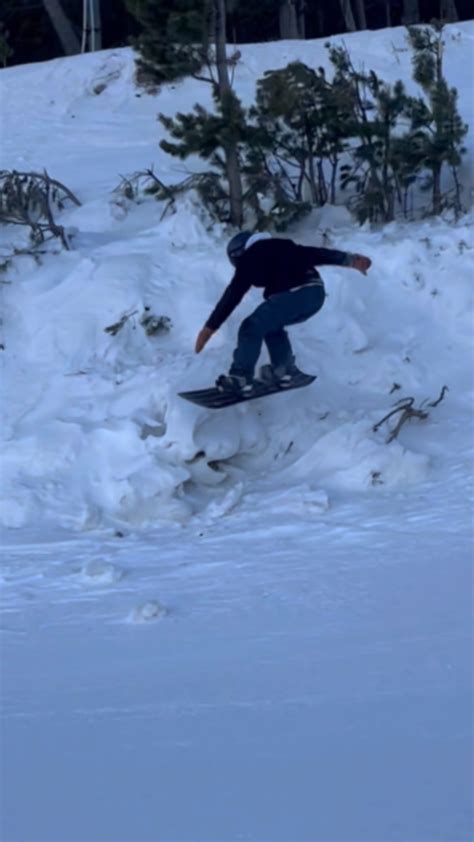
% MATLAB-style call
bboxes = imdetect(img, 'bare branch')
[0,170,80,250]
[373,397,415,432]
[373,387,448,443]
[428,384,449,407]
[0,170,80,206]
[104,310,138,336]
[385,405,428,443]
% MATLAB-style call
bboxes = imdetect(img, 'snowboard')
[179,372,316,409]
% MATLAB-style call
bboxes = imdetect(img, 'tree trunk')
[330,158,338,204]
[432,163,442,215]
[440,0,458,21]
[297,0,306,38]
[401,0,420,25]
[279,1,300,39]
[213,0,243,227]
[88,0,102,51]
[339,0,356,32]
[354,0,367,30]
[317,159,328,205]
[384,0,392,27]
[307,154,319,204]
[43,0,80,55]
[314,2,325,36]
[225,145,244,228]
[213,0,231,96]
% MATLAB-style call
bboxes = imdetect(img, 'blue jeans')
[229,284,326,379]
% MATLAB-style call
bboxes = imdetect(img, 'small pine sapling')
[405,23,468,217]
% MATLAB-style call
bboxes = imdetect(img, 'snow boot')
[259,363,305,388]
[216,373,254,395]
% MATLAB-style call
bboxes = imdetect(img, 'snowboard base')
[179,372,316,409]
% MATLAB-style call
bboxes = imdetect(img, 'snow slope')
[0,23,473,842]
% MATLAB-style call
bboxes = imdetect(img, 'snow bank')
[280,420,430,490]
[1,25,473,529]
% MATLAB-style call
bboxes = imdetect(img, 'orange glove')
[195,326,215,353]
[350,254,372,275]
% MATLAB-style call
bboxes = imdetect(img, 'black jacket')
[206,238,350,331]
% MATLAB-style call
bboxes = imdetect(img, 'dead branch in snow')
[104,310,139,336]
[427,385,449,408]
[0,170,80,249]
[112,168,229,222]
[113,168,176,220]
[104,308,172,338]
[373,386,448,443]
[113,168,174,203]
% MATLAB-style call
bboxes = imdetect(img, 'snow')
[1,22,473,842]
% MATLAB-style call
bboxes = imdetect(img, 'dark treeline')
[0,0,471,68]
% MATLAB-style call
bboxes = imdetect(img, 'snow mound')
[77,560,124,586]
[128,600,168,624]
[281,420,430,490]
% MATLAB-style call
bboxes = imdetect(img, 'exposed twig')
[373,386,448,443]
[104,309,138,336]
[427,384,449,407]
[105,309,172,339]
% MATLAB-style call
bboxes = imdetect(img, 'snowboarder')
[195,231,372,395]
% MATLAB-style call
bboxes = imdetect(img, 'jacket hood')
[244,232,272,251]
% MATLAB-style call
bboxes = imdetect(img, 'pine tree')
[125,0,212,88]
[159,88,247,225]
[213,0,243,225]
[405,23,468,216]
[329,45,409,223]
[130,0,245,225]
[252,62,329,205]
[247,61,351,210]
